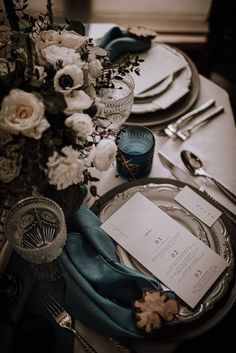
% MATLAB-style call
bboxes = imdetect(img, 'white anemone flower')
[64,90,92,115]
[54,64,84,94]
[93,139,117,171]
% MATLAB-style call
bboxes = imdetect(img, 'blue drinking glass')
[116,126,155,179]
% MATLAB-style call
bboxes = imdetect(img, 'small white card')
[101,192,228,308]
[175,186,222,227]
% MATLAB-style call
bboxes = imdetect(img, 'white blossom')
[42,45,81,67]
[0,89,49,139]
[93,139,117,171]
[47,146,85,190]
[64,90,92,115]
[54,64,84,94]
[65,113,93,140]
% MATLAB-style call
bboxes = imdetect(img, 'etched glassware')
[5,196,67,281]
[98,73,134,129]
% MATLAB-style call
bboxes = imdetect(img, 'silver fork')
[43,296,136,353]
[176,105,224,141]
[43,296,97,353]
[163,98,215,137]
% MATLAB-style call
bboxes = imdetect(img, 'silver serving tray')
[96,182,234,325]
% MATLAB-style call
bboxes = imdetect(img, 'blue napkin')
[59,205,175,339]
[98,26,151,62]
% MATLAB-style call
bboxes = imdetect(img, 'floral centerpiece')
[0,0,139,220]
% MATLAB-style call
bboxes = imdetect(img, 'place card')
[175,186,222,227]
[101,192,228,308]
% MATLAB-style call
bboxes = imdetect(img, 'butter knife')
[158,151,236,225]
[164,98,215,137]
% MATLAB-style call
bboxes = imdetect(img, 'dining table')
[0,23,236,353]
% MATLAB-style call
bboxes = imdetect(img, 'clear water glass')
[4,196,67,281]
[116,126,155,179]
[98,73,134,129]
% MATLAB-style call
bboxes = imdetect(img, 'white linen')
[159,76,236,215]
[76,75,236,353]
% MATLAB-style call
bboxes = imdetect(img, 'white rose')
[0,89,49,139]
[89,59,103,78]
[64,90,92,115]
[93,139,117,171]
[42,45,81,67]
[54,64,84,94]
[47,146,85,190]
[65,113,93,140]
[0,156,20,183]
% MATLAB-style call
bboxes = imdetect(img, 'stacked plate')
[126,43,200,127]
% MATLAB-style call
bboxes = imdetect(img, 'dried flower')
[134,291,179,333]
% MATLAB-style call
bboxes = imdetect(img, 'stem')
[46,0,54,25]
[3,0,20,31]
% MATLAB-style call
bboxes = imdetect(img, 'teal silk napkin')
[59,205,175,339]
[98,26,151,62]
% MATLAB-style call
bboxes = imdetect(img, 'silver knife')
[158,151,236,225]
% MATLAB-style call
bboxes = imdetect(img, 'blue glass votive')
[116,126,155,179]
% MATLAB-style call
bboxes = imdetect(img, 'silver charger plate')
[94,181,234,325]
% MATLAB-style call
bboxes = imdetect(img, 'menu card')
[101,192,228,308]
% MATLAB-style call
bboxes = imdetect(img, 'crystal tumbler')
[116,126,155,179]
[4,196,67,281]
[98,73,134,129]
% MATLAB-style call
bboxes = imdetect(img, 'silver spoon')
[181,150,236,204]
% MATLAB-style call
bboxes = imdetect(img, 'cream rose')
[0,156,20,183]
[0,89,49,139]
[47,146,85,190]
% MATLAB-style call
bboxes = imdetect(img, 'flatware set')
[164,98,215,137]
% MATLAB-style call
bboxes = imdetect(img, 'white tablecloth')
[74,75,236,353]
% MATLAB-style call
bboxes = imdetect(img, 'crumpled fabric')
[59,205,175,339]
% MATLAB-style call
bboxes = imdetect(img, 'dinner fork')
[43,296,136,353]
[176,105,224,141]
[163,98,215,137]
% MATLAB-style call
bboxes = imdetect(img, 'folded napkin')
[98,26,151,62]
[59,205,175,339]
